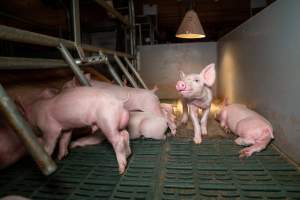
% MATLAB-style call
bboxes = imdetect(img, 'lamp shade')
[176,9,205,39]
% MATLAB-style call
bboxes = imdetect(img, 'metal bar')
[124,57,148,89]
[114,54,138,88]
[94,0,129,26]
[58,43,91,86]
[0,56,107,70]
[0,25,131,58]
[72,0,81,46]
[106,60,123,86]
[0,84,57,176]
[0,57,67,69]
[128,0,135,56]
[136,24,142,45]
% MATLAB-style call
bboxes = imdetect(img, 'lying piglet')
[63,74,177,135]
[128,111,168,140]
[70,111,168,149]
[176,63,216,144]
[217,103,274,158]
[0,125,27,170]
[22,87,131,174]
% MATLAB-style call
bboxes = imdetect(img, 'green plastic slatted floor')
[1,138,300,199]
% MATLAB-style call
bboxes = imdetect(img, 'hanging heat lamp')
[176,0,205,39]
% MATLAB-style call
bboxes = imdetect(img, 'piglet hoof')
[239,147,253,158]
[118,161,127,175]
[70,142,81,149]
[58,150,68,160]
[193,136,202,144]
[170,128,176,136]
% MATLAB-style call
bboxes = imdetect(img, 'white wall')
[218,0,300,163]
[138,42,217,99]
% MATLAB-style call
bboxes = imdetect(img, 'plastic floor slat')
[1,137,300,199]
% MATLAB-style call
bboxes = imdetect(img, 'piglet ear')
[201,63,216,87]
[179,71,186,80]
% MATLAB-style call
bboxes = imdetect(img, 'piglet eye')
[194,79,199,82]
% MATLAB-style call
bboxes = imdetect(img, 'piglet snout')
[176,81,186,91]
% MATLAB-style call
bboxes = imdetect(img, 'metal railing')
[0,0,148,176]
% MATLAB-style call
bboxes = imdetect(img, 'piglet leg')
[58,131,72,160]
[105,129,131,174]
[239,129,272,158]
[200,107,210,135]
[70,134,105,148]
[42,129,61,156]
[239,141,268,158]
[189,105,202,144]
[179,98,189,126]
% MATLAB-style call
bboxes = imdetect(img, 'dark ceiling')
[0,0,276,44]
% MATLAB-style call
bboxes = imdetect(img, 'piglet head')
[176,63,216,98]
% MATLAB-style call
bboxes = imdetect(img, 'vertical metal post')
[128,0,136,57]
[58,43,91,86]
[0,84,57,176]
[72,0,86,60]
[72,0,81,46]
[124,57,148,89]
[114,55,138,88]
[137,24,142,46]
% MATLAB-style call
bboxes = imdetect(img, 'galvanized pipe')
[106,60,123,86]
[128,0,135,57]
[124,57,148,89]
[0,56,107,70]
[72,0,81,46]
[0,84,57,176]
[114,54,138,88]
[0,25,131,58]
[58,43,91,86]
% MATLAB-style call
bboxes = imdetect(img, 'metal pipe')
[0,57,67,69]
[94,0,129,26]
[128,0,135,57]
[0,56,107,70]
[58,43,91,86]
[0,84,57,176]
[72,0,81,46]
[124,57,148,89]
[114,54,138,88]
[0,25,131,58]
[106,60,123,86]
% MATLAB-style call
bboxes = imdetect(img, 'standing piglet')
[63,74,177,135]
[176,63,216,144]
[23,87,131,174]
[217,103,274,158]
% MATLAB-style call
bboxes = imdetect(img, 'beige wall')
[138,42,217,99]
[218,0,300,163]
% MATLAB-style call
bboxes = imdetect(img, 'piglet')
[0,125,26,170]
[70,110,168,149]
[63,74,177,135]
[128,111,168,140]
[217,102,274,158]
[176,63,216,144]
[22,87,131,174]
